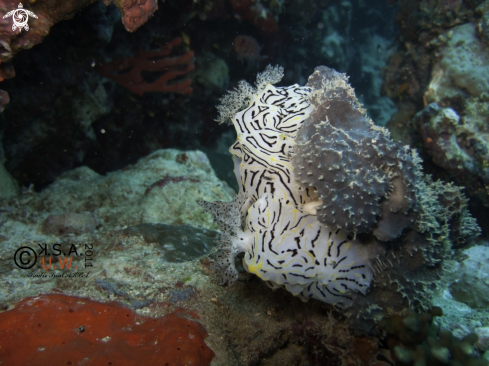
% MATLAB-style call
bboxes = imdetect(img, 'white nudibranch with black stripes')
[243,194,372,308]
[199,65,373,309]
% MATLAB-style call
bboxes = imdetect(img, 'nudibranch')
[199,65,373,309]
[243,194,371,307]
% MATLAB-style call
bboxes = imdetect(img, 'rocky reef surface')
[0,147,488,365]
[383,0,489,232]
[0,148,374,365]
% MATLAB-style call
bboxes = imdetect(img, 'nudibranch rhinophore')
[199,65,373,309]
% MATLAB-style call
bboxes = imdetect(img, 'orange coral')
[0,294,214,366]
[98,37,195,96]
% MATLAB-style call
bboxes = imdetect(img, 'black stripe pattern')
[229,83,317,211]
[242,193,372,309]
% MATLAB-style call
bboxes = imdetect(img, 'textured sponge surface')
[293,66,416,235]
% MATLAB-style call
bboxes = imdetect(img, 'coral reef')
[426,22,489,102]
[0,0,401,192]
[0,147,395,366]
[0,294,214,365]
[99,37,195,95]
[429,244,489,358]
[0,0,488,364]
[0,23,200,189]
[297,68,479,325]
[294,67,481,242]
[350,162,481,331]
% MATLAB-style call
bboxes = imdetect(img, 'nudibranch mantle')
[230,82,317,210]
[243,194,372,307]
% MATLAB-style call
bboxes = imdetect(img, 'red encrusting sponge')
[0,294,214,366]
